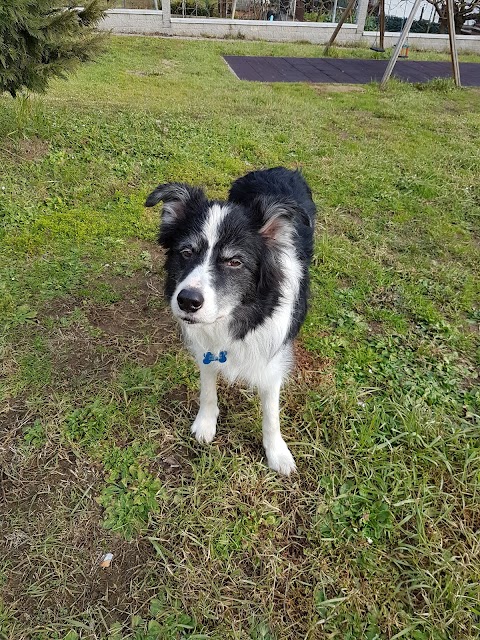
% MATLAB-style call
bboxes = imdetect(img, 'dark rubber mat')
[224,56,480,86]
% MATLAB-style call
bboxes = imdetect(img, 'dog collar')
[203,351,227,364]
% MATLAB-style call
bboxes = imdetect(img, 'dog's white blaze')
[203,203,230,249]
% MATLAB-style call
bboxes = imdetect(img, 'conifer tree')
[0,1,106,97]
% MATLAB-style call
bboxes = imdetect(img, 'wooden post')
[446,0,462,86]
[380,0,422,90]
[324,0,358,54]
[379,0,385,51]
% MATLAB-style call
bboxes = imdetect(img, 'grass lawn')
[0,36,479,640]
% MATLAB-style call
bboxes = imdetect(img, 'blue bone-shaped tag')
[203,351,227,365]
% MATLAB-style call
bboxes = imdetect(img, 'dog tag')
[203,351,227,364]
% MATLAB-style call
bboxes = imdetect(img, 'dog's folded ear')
[145,183,206,225]
[255,196,311,246]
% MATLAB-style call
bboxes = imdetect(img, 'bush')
[0,0,106,97]
[170,0,216,17]
[364,14,440,33]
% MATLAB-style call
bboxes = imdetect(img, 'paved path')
[224,56,480,86]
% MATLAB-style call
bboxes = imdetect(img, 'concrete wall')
[102,8,166,32]
[169,18,360,44]
[363,31,480,53]
[99,9,480,53]
[100,10,358,44]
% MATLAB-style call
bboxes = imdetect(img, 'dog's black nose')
[177,288,204,313]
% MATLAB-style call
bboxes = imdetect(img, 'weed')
[23,419,46,448]
[415,77,458,93]
[63,400,115,448]
[98,444,165,539]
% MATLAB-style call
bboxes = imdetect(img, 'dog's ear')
[145,183,205,225]
[255,196,310,246]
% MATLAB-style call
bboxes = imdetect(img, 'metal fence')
[108,0,357,21]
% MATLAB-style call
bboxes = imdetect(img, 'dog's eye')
[180,248,193,259]
[225,257,243,268]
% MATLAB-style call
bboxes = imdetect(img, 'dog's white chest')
[183,320,292,388]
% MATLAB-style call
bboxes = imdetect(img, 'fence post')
[355,0,369,34]
[162,0,172,27]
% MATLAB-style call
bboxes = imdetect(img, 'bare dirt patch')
[43,269,180,392]
[86,271,174,339]
[293,341,333,388]
[126,59,178,77]
[367,319,384,335]
[1,136,49,163]
[312,83,366,94]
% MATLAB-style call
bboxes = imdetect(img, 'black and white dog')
[145,167,316,475]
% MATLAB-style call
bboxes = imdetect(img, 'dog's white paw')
[265,438,297,476]
[191,413,217,444]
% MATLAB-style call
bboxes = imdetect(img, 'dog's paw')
[191,414,217,444]
[265,439,297,476]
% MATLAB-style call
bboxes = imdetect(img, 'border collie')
[145,167,316,475]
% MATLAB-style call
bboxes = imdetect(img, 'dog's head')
[145,182,302,331]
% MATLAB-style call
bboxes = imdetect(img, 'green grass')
[0,36,479,640]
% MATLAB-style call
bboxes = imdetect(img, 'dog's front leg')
[260,381,296,476]
[191,364,219,444]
